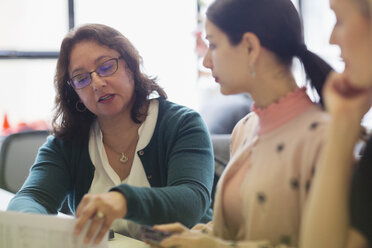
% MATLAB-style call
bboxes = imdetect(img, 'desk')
[0,188,150,247]
[110,233,150,248]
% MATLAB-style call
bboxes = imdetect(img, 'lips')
[98,94,114,103]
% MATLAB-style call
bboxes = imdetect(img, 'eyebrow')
[70,55,114,76]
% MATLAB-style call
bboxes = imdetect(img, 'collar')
[252,87,314,135]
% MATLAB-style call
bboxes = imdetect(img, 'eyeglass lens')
[71,58,118,89]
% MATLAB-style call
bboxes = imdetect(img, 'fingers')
[74,195,97,236]
[93,217,112,244]
[191,223,210,234]
[84,212,106,243]
[153,222,189,234]
[77,206,113,244]
[74,192,128,244]
[160,234,192,248]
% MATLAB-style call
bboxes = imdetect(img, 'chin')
[347,72,372,90]
[219,87,240,96]
[220,89,234,96]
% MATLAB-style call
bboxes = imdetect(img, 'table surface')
[109,233,150,248]
[0,188,150,248]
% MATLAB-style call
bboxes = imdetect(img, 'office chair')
[0,130,49,193]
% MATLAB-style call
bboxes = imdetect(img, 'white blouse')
[88,99,159,235]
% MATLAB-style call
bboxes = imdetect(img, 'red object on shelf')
[1,114,50,136]
[2,113,10,130]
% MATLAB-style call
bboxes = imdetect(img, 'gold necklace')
[119,152,129,163]
[104,135,139,164]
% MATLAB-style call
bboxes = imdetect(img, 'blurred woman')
[300,0,372,247]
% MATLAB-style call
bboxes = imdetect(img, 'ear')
[241,32,261,65]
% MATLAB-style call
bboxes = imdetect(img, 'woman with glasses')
[300,0,372,247]
[7,23,214,244]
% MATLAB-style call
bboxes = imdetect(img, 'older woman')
[7,24,214,244]
[300,0,372,247]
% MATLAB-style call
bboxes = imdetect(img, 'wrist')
[327,118,362,144]
[109,191,127,218]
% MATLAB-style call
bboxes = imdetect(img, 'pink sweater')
[213,88,329,247]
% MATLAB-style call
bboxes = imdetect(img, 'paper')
[0,210,108,248]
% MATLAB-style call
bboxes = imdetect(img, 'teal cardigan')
[8,98,214,227]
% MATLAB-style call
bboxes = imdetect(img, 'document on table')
[0,210,108,248]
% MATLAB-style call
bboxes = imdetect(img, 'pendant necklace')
[119,152,129,163]
[104,135,139,164]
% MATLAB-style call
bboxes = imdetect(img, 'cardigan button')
[147,174,152,179]
[139,150,144,156]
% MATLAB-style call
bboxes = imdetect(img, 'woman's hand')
[159,230,219,248]
[153,222,189,234]
[74,191,127,244]
[323,71,372,123]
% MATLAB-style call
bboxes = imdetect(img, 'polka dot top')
[213,87,329,247]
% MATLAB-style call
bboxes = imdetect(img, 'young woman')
[152,0,333,247]
[300,0,372,247]
[7,24,214,244]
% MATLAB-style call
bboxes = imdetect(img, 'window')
[0,0,198,129]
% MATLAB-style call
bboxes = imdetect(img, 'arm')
[7,135,72,214]
[300,118,358,248]
[300,72,372,248]
[113,106,214,227]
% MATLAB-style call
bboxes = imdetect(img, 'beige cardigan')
[212,102,328,247]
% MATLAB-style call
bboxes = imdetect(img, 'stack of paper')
[0,210,108,248]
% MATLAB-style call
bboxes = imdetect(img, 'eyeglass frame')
[67,56,122,89]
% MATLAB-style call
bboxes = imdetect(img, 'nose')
[203,50,212,70]
[91,72,107,91]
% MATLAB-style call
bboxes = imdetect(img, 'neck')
[99,108,145,151]
[246,48,299,108]
[101,119,140,147]
[249,67,298,108]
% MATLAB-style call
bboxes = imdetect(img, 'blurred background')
[1,0,368,134]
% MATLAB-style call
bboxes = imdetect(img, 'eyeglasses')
[68,56,122,89]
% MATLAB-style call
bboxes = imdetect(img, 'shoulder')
[230,112,259,155]
[156,98,205,127]
[231,112,259,140]
[297,105,329,143]
[300,104,329,128]
[39,134,88,160]
[150,98,210,148]
[158,98,200,117]
[234,112,259,131]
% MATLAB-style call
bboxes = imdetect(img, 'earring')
[249,64,256,78]
[75,100,87,112]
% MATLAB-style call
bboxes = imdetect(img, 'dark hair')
[206,0,333,102]
[52,23,167,140]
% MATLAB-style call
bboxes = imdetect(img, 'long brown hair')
[52,24,167,140]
